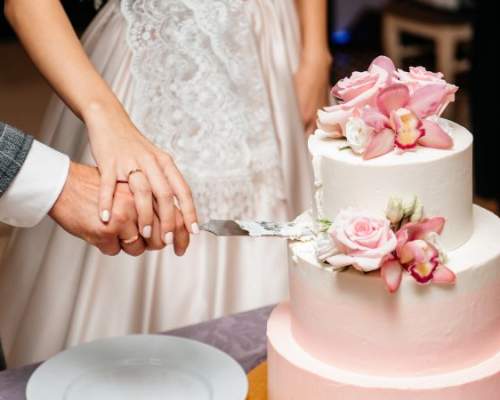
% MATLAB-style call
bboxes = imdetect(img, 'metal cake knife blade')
[200,219,315,240]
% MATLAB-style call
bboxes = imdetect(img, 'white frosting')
[288,206,500,376]
[236,217,315,241]
[308,120,473,250]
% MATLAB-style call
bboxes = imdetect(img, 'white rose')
[345,117,374,154]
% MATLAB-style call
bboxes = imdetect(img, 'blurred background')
[0,0,496,247]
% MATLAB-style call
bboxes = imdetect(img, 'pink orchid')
[395,216,445,250]
[380,217,455,292]
[361,83,453,159]
[400,239,440,283]
[381,257,403,293]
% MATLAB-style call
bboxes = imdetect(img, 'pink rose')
[396,67,452,90]
[316,56,395,138]
[325,208,397,272]
[396,66,458,115]
[396,67,445,89]
[332,71,382,102]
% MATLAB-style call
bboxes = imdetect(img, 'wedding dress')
[0,0,313,367]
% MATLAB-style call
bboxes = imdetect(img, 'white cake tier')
[309,120,473,250]
[288,206,500,376]
[268,303,500,400]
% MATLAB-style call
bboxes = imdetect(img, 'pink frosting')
[289,249,500,376]
[268,303,500,400]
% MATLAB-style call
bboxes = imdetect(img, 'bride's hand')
[294,49,333,135]
[83,103,198,244]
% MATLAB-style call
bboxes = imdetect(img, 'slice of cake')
[267,56,500,399]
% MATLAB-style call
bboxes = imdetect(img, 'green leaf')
[317,218,332,232]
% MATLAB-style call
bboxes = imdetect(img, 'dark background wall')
[0,0,98,39]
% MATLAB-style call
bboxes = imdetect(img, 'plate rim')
[26,334,248,400]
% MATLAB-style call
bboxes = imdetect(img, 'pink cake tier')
[268,302,500,400]
[285,206,500,377]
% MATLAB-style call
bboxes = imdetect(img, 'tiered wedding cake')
[267,56,500,399]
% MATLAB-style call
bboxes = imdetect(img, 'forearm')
[4,0,124,121]
[295,0,331,60]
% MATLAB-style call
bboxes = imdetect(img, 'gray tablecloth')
[0,305,274,399]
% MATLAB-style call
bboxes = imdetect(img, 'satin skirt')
[0,0,313,367]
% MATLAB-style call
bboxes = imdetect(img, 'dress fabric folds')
[0,0,313,367]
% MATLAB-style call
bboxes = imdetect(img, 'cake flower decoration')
[381,216,456,292]
[380,195,456,292]
[316,56,458,160]
[316,196,456,293]
[316,58,392,139]
[317,208,397,272]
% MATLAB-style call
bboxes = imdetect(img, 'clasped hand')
[49,163,194,257]
[48,105,199,257]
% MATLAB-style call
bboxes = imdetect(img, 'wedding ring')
[120,234,140,245]
[127,168,144,180]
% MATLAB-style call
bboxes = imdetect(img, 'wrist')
[301,45,333,67]
[81,98,128,130]
[48,162,98,220]
[48,162,75,220]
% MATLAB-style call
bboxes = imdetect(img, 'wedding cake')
[267,56,500,399]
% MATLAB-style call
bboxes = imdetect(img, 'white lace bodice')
[121,0,285,221]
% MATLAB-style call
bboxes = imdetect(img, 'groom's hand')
[48,162,147,256]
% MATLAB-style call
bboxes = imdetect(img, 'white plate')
[27,335,248,400]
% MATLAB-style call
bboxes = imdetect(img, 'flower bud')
[386,196,404,224]
[402,195,417,217]
[410,197,424,222]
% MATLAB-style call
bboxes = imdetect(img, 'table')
[0,306,274,399]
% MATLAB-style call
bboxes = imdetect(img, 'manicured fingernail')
[142,225,152,239]
[191,222,200,235]
[101,210,110,222]
[164,232,174,245]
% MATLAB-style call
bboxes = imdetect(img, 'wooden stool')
[383,1,472,83]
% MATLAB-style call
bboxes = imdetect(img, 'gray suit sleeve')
[0,121,34,197]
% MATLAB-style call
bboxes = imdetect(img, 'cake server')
[200,219,315,240]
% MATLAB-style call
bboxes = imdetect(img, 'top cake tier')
[309,120,473,250]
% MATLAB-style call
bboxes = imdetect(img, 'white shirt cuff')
[0,140,70,227]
